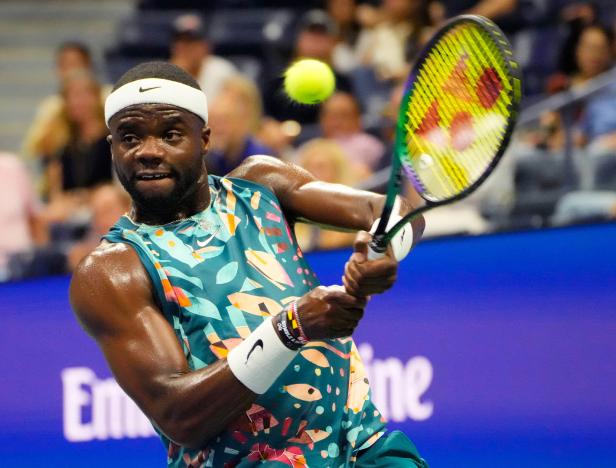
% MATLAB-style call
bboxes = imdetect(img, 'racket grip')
[367,236,387,260]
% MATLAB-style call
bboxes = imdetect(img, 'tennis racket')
[369,14,522,259]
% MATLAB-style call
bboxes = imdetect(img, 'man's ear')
[201,126,211,155]
[106,135,115,160]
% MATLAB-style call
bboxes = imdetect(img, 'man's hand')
[296,286,367,340]
[342,230,398,297]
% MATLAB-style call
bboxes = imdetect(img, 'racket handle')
[367,235,388,260]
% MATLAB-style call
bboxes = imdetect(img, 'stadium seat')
[510,152,571,226]
[207,8,295,58]
[591,151,616,191]
[109,10,205,58]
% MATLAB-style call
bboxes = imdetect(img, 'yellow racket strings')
[403,23,514,201]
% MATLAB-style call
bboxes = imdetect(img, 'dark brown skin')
[70,103,424,449]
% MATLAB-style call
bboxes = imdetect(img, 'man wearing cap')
[170,13,237,102]
[70,61,427,467]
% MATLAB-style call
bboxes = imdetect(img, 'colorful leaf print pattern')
[104,175,386,467]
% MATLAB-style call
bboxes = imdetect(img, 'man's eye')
[164,131,182,141]
[122,134,139,144]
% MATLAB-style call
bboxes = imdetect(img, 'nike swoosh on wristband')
[139,86,161,93]
[245,339,264,364]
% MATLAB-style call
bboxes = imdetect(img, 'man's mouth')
[135,172,172,181]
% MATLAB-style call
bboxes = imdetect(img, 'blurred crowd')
[2,0,616,281]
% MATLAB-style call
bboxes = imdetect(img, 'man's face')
[171,38,208,69]
[56,48,90,81]
[108,104,209,212]
[320,93,362,137]
[295,30,335,62]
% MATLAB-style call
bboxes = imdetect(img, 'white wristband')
[370,196,414,262]
[227,317,298,394]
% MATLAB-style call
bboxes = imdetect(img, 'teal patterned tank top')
[104,175,386,467]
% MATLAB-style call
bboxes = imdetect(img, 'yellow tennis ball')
[284,59,336,104]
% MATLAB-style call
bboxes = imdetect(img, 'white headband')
[104,78,208,127]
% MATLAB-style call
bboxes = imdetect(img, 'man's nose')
[135,136,164,164]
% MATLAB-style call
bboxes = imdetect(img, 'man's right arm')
[69,242,256,448]
[70,242,368,449]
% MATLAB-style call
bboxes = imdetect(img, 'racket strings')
[403,84,466,197]
[413,41,485,192]
[403,22,515,201]
[463,27,513,111]
[431,37,498,177]
[399,74,456,196]
[460,28,514,168]
[408,43,484,196]
[436,26,510,160]
[407,47,475,195]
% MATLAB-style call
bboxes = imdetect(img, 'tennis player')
[70,62,427,467]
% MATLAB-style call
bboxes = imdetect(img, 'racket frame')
[371,14,523,254]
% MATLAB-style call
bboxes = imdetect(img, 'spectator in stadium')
[553,2,600,79]
[294,138,361,251]
[326,0,362,73]
[257,117,299,162]
[543,24,616,151]
[572,25,616,151]
[169,13,237,102]
[206,76,273,176]
[538,23,616,226]
[548,23,614,93]
[0,153,48,281]
[44,70,113,223]
[428,0,518,25]
[66,183,130,271]
[319,91,385,176]
[351,0,433,122]
[262,9,354,128]
[354,0,433,82]
[22,42,107,173]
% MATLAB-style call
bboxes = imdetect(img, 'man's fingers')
[350,258,397,280]
[344,259,362,284]
[350,273,398,287]
[352,230,371,260]
[324,285,366,308]
[346,255,396,281]
[349,277,398,295]
[342,275,359,296]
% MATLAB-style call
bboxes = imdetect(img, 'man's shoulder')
[228,155,286,183]
[70,241,154,336]
[227,156,313,209]
[71,241,145,295]
[223,157,280,201]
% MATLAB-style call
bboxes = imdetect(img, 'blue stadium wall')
[1,223,615,467]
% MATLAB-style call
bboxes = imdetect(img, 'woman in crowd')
[44,70,112,222]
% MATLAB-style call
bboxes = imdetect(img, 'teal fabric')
[355,431,428,467]
[103,175,409,467]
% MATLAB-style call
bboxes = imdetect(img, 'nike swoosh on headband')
[139,86,161,93]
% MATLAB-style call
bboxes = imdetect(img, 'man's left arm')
[232,156,425,297]
[231,155,424,245]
